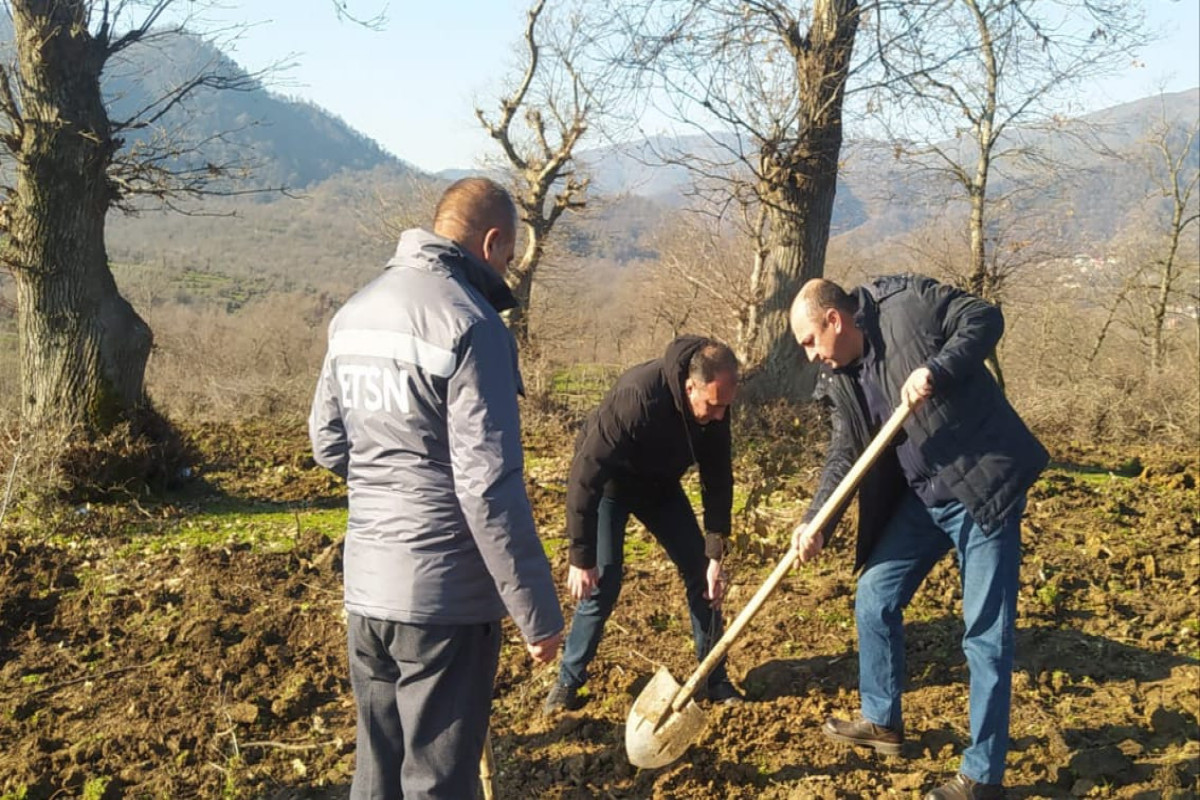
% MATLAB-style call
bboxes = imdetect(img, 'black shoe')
[706,680,745,705]
[543,682,583,714]
[924,774,1005,800]
[822,715,903,756]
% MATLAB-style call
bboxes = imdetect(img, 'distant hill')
[558,88,1199,252]
[0,18,413,190]
[3,13,1193,297]
[835,89,1200,252]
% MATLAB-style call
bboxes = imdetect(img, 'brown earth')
[0,414,1197,799]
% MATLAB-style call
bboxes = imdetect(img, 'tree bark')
[4,1,152,434]
[743,0,859,400]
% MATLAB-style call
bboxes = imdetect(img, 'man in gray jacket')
[309,177,564,800]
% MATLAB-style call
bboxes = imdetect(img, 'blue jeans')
[558,487,728,692]
[856,491,1024,785]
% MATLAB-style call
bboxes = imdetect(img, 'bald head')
[433,177,518,273]
[790,278,863,369]
[791,278,854,329]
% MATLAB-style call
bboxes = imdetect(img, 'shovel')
[479,729,496,800]
[625,402,914,769]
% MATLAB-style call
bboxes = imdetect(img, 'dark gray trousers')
[347,613,501,800]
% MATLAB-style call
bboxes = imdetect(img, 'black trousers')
[347,613,501,800]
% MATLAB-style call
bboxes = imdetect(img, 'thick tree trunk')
[4,1,152,434]
[747,179,834,399]
[742,0,859,400]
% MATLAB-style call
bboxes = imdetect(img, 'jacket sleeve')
[564,388,639,569]
[917,277,1004,389]
[447,321,564,644]
[308,353,349,479]
[800,375,858,540]
[697,416,734,560]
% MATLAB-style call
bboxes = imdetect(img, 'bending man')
[545,336,743,713]
[789,275,1046,800]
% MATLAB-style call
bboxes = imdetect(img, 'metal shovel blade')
[625,666,707,769]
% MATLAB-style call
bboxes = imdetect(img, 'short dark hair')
[688,340,739,384]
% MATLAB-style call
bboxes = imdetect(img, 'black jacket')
[565,336,734,569]
[804,274,1048,571]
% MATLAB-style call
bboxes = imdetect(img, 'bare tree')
[477,0,599,349]
[0,1,358,494]
[1142,109,1199,372]
[863,0,1144,303]
[640,212,749,348]
[606,0,862,398]
[1087,103,1200,374]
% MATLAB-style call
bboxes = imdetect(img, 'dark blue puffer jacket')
[803,273,1048,570]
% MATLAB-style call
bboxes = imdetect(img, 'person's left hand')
[526,631,563,665]
[704,559,725,609]
[792,522,825,564]
[901,366,935,409]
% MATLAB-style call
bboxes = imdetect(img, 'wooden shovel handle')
[671,402,914,712]
[479,729,496,800]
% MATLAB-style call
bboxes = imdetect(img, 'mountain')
[562,88,1200,251]
[2,13,1193,291]
[0,19,413,190]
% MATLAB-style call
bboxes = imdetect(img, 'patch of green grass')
[1074,472,1133,486]
[0,786,29,800]
[541,537,565,561]
[524,455,562,475]
[118,504,347,557]
[623,534,657,563]
[1048,456,1142,480]
[1036,583,1062,609]
[818,608,853,629]
[221,754,244,800]
[679,475,752,516]
[648,610,675,632]
[81,776,110,800]
[549,364,620,398]
[781,640,807,657]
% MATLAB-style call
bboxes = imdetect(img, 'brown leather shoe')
[924,774,1005,800]
[821,715,903,756]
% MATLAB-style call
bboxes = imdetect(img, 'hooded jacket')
[564,336,734,569]
[308,228,563,644]
[803,273,1048,570]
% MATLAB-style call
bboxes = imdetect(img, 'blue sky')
[190,0,1199,173]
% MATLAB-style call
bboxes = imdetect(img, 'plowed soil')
[1,415,1196,799]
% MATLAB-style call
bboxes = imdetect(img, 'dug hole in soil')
[0,419,1197,799]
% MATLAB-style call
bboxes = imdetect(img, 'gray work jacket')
[309,228,563,644]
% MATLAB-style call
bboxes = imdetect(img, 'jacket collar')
[388,228,518,314]
[851,286,887,369]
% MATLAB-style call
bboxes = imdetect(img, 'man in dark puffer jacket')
[544,336,744,712]
[789,275,1047,800]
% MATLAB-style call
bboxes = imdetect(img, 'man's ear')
[481,227,500,260]
[828,308,843,333]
